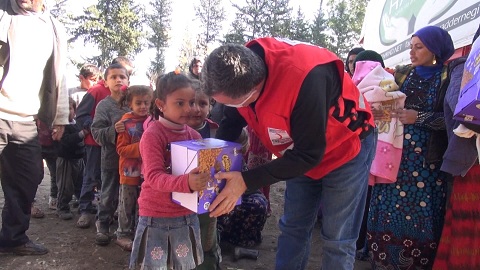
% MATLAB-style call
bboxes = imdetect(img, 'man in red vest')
[202,38,376,270]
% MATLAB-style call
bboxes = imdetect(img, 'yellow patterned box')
[171,138,243,213]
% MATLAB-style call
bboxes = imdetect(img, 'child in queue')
[91,63,131,246]
[115,86,154,251]
[187,81,221,269]
[55,97,86,220]
[129,71,209,269]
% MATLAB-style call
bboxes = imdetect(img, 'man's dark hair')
[202,44,266,99]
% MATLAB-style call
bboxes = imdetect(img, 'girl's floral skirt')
[129,214,203,270]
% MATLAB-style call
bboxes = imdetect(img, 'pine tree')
[146,0,172,77]
[195,0,226,56]
[326,0,367,57]
[227,0,270,41]
[177,29,199,71]
[49,0,70,25]
[265,0,292,37]
[310,0,331,48]
[69,0,144,68]
[223,17,248,44]
[289,7,311,42]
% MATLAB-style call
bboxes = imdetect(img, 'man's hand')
[209,171,247,217]
[51,125,65,141]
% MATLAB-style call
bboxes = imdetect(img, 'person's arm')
[445,63,464,115]
[140,129,192,193]
[242,63,341,191]
[215,106,247,141]
[59,126,85,147]
[91,102,116,147]
[75,93,95,130]
[413,111,445,130]
[117,131,140,159]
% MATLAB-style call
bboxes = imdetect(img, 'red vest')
[239,38,374,179]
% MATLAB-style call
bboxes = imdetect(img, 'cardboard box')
[454,47,480,125]
[171,138,243,213]
[454,80,480,125]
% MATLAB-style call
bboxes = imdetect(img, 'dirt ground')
[0,167,371,270]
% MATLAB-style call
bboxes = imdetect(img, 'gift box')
[171,138,242,214]
[454,46,480,125]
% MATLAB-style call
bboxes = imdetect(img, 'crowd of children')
[30,56,271,269]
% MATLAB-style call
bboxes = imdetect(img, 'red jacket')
[75,80,110,146]
[238,38,374,179]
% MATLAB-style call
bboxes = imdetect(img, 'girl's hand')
[393,108,418,124]
[188,167,209,191]
[115,120,126,133]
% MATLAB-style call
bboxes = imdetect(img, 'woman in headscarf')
[345,47,365,77]
[366,25,455,269]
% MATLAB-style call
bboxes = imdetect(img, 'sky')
[59,0,322,86]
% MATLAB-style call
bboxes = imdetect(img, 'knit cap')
[354,50,385,70]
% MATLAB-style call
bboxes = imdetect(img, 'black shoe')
[95,232,110,246]
[95,221,110,246]
[0,241,48,256]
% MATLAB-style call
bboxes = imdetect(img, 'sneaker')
[0,241,48,256]
[48,197,57,210]
[57,210,73,220]
[115,237,133,251]
[76,214,91,229]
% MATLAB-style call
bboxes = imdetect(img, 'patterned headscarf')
[413,26,454,65]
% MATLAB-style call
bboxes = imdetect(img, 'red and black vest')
[238,38,374,179]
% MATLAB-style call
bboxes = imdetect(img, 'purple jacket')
[441,60,477,176]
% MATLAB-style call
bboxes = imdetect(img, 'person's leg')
[197,213,221,270]
[43,148,57,209]
[96,168,120,245]
[56,158,70,211]
[56,158,80,220]
[0,120,45,251]
[116,184,137,250]
[319,133,375,270]
[275,175,323,270]
[78,145,101,215]
[73,159,85,199]
[355,185,372,260]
